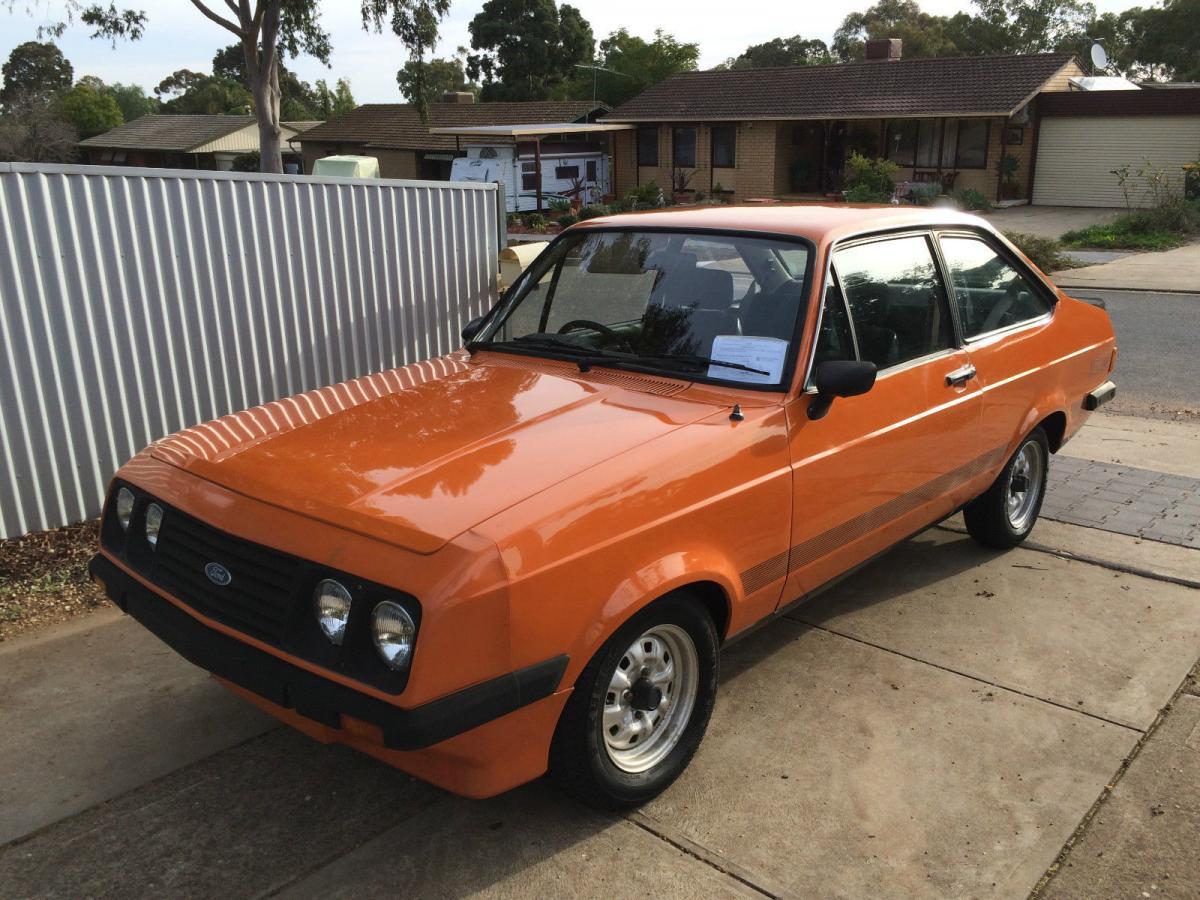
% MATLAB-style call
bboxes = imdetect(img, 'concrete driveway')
[1,415,1197,899]
[983,206,1123,240]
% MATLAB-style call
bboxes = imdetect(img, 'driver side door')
[780,231,983,605]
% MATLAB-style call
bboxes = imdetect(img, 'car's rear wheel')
[964,427,1049,549]
[549,594,718,810]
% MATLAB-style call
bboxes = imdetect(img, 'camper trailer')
[450,143,609,212]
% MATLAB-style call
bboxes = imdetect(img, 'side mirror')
[461,315,487,343]
[807,360,877,421]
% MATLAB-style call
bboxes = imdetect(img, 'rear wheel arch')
[1036,411,1068,453]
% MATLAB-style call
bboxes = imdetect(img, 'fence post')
[493,180,508,256]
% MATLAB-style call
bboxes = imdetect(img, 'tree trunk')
[242,9,283,174]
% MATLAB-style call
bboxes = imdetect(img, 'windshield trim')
[475,225,818,394]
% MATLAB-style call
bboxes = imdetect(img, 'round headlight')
[116,487,135,531]
[371,601,416,671]
[314,579,352,645]
[144,503,163,548]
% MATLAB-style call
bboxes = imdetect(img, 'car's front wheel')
[964,426,1049,549]
[549,594,718,810]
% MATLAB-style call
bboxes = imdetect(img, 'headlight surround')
[116,487,135,531]
[313,579,352,645]
[371,601,416,671]
[144,502,164,549]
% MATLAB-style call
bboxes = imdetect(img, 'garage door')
[1033,115,1200,207]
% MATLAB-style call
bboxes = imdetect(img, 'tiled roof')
[80,115,256,150]
[296,101,608,151]
[606,53,1077,121]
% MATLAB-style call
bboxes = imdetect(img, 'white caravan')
[450,143,609,212]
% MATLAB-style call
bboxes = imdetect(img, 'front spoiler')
[89,554,567,751]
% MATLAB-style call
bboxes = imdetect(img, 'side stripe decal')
[738,443,1010,594]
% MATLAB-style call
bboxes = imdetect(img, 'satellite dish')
[1090,42,1109,72]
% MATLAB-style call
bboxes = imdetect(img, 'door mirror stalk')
[808,360,877,420]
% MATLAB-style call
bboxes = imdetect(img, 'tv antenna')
[574,63,631,121]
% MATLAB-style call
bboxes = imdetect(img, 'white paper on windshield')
[706,335,788,384]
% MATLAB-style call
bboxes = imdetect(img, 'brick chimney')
[864,38,903,61]
[442,91,475,104]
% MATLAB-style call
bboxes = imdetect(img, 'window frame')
[672,126,698,168]
[636,125,659,167]
[711,124,737,168]
[826,230,960,379]
[932,228,1058,343]
[478,225,817,393]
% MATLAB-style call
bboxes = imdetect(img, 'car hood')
[150,353,722,554]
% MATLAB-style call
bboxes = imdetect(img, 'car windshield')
[476,229,812,388]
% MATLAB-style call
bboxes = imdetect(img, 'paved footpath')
[0,412,1196,899]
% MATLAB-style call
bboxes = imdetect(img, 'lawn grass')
[1060,223,1188,251]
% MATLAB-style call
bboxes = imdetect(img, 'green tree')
[581,29,699,107]
[396,57,477,105]
[103,82,160,121]
[162,76,252,114]
[1134,0,1200,81]
[154,68,207,98]
[21,1,449,172]
[970,0,1098,54]
[56,80,123,137]
[833,0,962,61]
[312,78,356,119]
[467,0,594,101]
[1,41,74,107]
[213,42,318,118]
[718,36,833,70]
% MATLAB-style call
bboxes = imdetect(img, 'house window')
[555,164,579,180]
[521,161,536,191]
[915,120,940,169]
[886,120,917,167]
[954,119,990,169]
[672,126,697,168]
[711,125,736,168]
[637,125,658,167]
[586,160,597,181]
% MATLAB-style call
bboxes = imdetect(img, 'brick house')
[295,96,609,181]
[603,41,1085,204]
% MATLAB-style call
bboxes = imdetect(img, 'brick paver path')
[1043,456,1200,549]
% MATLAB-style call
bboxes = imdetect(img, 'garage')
[1032,90,1200,208]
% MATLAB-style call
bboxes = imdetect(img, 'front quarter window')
[478,229,812,389]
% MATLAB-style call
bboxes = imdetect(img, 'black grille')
[151,508,299,644]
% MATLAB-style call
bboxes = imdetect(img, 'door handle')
[945,364,976,387]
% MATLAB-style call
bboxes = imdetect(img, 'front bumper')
[90,553,567,752]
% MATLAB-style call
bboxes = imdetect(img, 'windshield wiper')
[631,352,770,377]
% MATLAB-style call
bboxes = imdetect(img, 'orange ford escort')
[91,205,1117,809]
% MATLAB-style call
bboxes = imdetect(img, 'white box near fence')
[0,162,503,538]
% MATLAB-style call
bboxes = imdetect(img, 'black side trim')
[90,554,567,751]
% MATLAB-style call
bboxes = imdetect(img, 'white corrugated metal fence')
[0,162,501,538]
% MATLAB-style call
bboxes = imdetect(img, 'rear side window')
[833,235,954,370]
[939,236,1051,338]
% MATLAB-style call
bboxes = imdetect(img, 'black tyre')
[549,593,719,811]
[964,427,1050,549]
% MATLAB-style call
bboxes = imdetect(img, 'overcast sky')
[1,0,1144,103]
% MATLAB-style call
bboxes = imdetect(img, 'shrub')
[578,204,609,220]
[230,152,260,172]
[521,213,547,231]
[844,153,898,196]
[506,212,522,228]
[949,188,991,211]
[1003,230,1069,273]
[626,180,662,209]
[548,197,571,213]
[557,213,578,228]
[844,184,892,204]
[909,182,943,206]
[1061,198,1200,250]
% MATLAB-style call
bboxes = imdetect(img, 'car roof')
[575,203,992,245]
